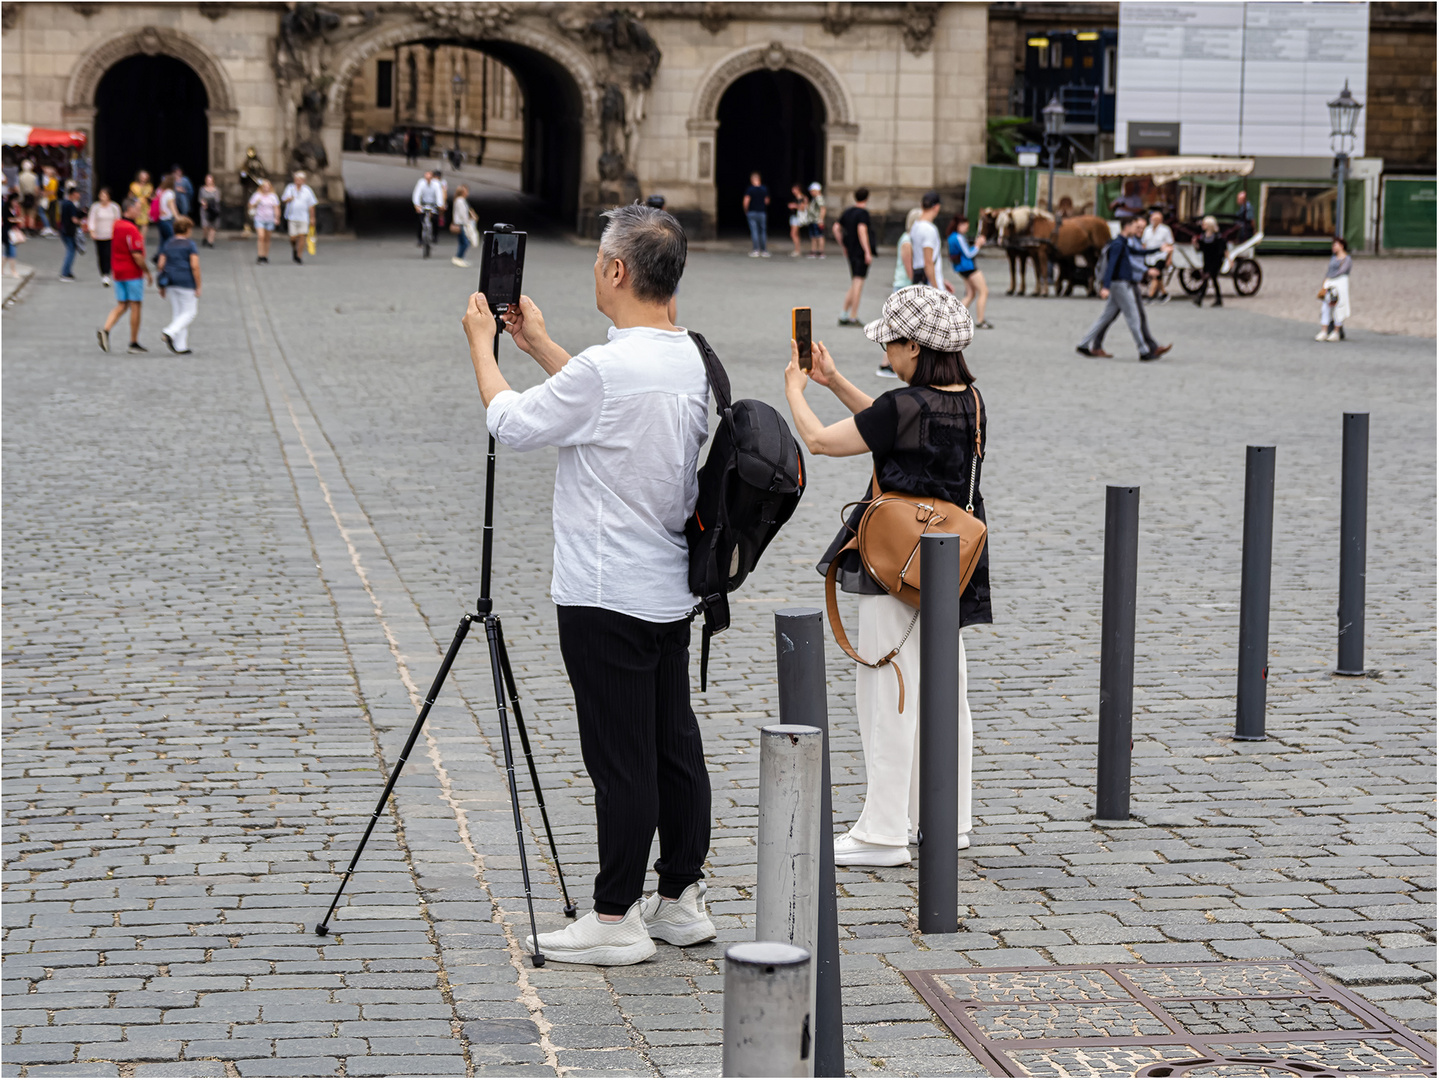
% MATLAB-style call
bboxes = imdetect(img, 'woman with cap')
[784,286,989,866]
[805,181,827,258]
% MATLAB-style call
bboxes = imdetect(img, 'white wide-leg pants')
[164,287,198,352]
[849,592,973,846]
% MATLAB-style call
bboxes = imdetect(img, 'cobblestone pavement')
[4,235,1434,1078]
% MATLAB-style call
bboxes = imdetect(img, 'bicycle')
[418,206,438,259]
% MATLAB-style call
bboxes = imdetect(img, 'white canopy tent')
[1074,157,1255,185]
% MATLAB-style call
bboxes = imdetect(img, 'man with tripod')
[460,203,717,966]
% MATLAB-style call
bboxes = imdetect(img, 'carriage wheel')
[1177,268,1205,295]
[1232,258,1262,296]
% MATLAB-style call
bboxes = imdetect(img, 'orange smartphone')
[792,307,813,371]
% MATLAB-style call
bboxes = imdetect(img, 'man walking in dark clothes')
[460,203,717,966]
[1077,215,1173,361]
[835,187,874,325]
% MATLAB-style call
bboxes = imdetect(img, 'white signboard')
[1115,2,1368,157]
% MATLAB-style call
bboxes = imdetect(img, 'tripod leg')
[494,619,577,918]
[316,614,474,936]
[484,614,546,967]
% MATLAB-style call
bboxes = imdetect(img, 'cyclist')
[412,169,446,250]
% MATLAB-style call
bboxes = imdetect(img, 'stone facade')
[1367,2,1436,174]
[0,1,988,236]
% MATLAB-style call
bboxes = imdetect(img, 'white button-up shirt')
[412,178,446,209]
[486,326,709,623]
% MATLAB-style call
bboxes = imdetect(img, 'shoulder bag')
[824,385,987,711]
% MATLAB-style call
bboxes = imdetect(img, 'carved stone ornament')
[0,3,15,33]
[71,3,100,17]
[762,40,788,71]
[821,2,855,37]
[138,26,164,56]
[698,2,730,35]
[901,2,939,55]
[197,3,228,19]
[420,3,515,39]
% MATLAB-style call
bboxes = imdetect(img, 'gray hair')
[121,195,141,214]
[599,203,687,303]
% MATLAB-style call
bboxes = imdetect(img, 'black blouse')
[817,383,992,628]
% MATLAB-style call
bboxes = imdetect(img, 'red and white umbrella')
[1,124,87,148]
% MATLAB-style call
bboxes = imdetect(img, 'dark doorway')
[482,41,583,228]
[715,69,826,235]
[94,54,208,200]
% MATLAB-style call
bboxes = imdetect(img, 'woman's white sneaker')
[640,882,717,946]
[833,834,911,867]
[524,901,656,966]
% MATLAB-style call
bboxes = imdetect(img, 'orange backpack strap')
[824,551,908,713]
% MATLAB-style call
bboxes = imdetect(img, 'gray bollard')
[917,533,961,935]
[756,725,822,948]
[1097,486,1140,822]
[722,942,812,1077]
[774,610,843,1078]
[1236,446,1276,741]
[1336,413,1369,676]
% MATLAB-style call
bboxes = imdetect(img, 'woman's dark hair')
[901,341,977,388]
[1333,236,1349,253]
[946,214,967,235]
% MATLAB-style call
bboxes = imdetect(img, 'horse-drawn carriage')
[978,156,1264,299]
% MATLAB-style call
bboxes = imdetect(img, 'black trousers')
[95,238,111,278]
[1196,270,1224,304]
[556,605,711,915]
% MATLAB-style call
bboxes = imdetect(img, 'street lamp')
[1042,94,1065,213]
[451,69,466,170]
[1327,80,1362,242]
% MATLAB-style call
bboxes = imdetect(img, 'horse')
[1046,215,1114,297]
[980,206,1055,296]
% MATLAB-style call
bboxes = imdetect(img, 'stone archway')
[688,42,859,236]
[325,16,604,230]
[64,26,239,177]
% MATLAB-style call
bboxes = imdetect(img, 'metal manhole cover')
[902,961,1435,1078]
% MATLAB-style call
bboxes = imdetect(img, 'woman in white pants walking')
[157,215,202,355]
[784,285,988,867]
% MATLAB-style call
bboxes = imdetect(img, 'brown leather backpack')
[824,386,986,711]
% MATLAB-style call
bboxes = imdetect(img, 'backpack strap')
[688,330,732,416]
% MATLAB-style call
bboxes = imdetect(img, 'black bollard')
[774,609,843,1078]
[1097,486,1139,822]
[1336,413,1369,676]
[917,534,960,935]
[1236,446,1276,741]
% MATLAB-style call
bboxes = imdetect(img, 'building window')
[1103,45,1117,93]
[376,59,393,109]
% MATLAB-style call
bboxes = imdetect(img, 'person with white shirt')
[907,191,954,296]
[460,203,717,966]
[1141,211,1175,301]
[280,171,318,265]
[412,170,446,247]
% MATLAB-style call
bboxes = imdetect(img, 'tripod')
[315,317,575,967]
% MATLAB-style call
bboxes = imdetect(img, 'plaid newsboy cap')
[864,285,974,353]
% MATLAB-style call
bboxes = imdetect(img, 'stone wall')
[1367,4,1436,174]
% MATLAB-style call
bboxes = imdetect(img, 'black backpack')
[685,331,806,687]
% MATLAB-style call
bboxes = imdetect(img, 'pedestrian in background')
[152,174,177,261]
[805,181,827,258]
[908,192,950,293]
[947,213,992,328]
[158,215,201,355]
[1142,210,1174,302]
[280,171,317,265]
[4,193,23,277]
[58,184,84,281]
[40,165,60,235]
[1234,190,1255,240]
[1191,216,1226,308]
[97,196,152,354]
[451,183,477,268]
[1317,237,1352,342]
[786,184,808,257]
[87,186,121,285]
[743,171,769,257]
[198,174,221,248]
[405,128,419,167]
[1076,215,1172,361]
[878,208,923,378]
[172,165,193,218]
[784,286,985,866]
[16,159,38,232]
[129,169,153,209]
[248,179,279,263]
[834,186,873,326]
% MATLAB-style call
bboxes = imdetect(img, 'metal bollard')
[722,942,812,1077]
[917,533,961,935]
[1097,486,1140,821]
[1236,446,1276,741]
[774,610,843,1078]
[756,725,822,953]
[1336,413,1369,676]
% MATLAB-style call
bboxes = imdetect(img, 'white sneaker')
[524,901,655,966]
[101,276,111,287]
[1315,330,1330,342]
[1326,329,1342,342]
[759,251,772,258]
[641,882,717,946]
[833,834,911,867]
[452,257,470,268]
[909,832,971,850]
[748,251,761,258]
